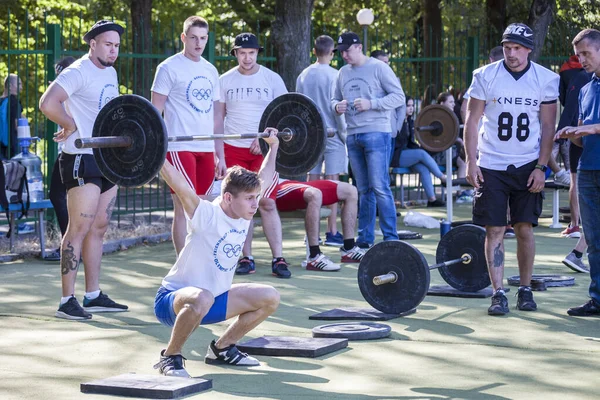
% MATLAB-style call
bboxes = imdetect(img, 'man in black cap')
[464,23,559,316]
[216,32,292,278]
[39,20,128,320]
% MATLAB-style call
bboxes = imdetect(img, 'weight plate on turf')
[507,274,575,287]
[258,93,326,177]
[358,241,430,315]
[312,322,391,340]
[436,224,490,292]
[414,104,459,152]
[92,95,168,187]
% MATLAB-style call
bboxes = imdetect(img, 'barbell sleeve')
[74,136,132,149]
[373,272,398,285]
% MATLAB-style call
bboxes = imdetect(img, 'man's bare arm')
[160,160,200,219]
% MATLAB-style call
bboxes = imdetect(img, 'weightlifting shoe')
[488,290,509,316]
[235,257,256,275]
[340,246,366,263]
[55,296,92,320]
[567,299,600,317]
[83,291,128,313]
[271,257,292,278]
[154,350,190,378]
[305,253,340,271]
[516,287,537,311]
[205,340,260,366]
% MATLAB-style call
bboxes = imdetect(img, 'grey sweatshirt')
[332,57,405,135]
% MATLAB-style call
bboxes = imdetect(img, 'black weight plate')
[414,104,459,152]
[358,241,430,315]
[436,224,490,292]
[312,322,391,340]
[259,93,326,177]
[507,274,575,287]
[92,95,168,187]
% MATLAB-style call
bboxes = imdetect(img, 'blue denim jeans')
[578,170,600,304]
[398,148,444,199]
[347,132,398,243]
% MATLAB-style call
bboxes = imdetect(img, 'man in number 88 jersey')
[464,23,559,316]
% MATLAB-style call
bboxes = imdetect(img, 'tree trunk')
[486,0,507,40]
[528,0,556,62]
[422,0,443,95]
[130,0,153,98]
[271,0,315,91]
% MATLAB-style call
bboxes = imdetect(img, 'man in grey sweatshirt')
[332,32,405,246]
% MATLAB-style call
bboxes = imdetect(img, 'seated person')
[153,129,281,377]
[391,96,447,207]
[270,179,366,271]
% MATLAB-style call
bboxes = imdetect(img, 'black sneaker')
[55,296,92,320]
[567,299,600,317]
[427,198,446,207]
[205,340,260,366]
[271,257,292,279]
[83,291,128,313]
[488,291,509,315]
[516,287,537,311]
[153,349,190,378]
[235,257,256,275]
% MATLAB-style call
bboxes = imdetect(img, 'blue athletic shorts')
[154,286,229,326]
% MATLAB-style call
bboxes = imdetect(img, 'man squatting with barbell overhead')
[40,20,129,320]
[153,129,281,377]
[464,23,559,315]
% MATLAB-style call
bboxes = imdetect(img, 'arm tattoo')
[106,196,117,221]
[493,243,504,268]
[60,241,79,276]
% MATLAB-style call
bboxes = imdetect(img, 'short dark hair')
[573,28,600,47]
[222,166,261,197]
[436,92,453,104]
[314,35,335,57]
[55,56,76,75]
[370,50,388,59]
[489,46,504,62]
[183,16,209,35]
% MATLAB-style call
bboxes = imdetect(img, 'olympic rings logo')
[223,243,242,258]
[192,88,212,100]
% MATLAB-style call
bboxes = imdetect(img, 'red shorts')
[166,151,215,195]
[224,143,264,172]
[271,180,339,212]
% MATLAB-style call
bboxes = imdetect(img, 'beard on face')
[97,56,114,67]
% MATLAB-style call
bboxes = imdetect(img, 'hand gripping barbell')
[357,224,489,315]
[74,93,333,187]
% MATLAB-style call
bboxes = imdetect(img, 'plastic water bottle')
[17,117,31,138]
[12,137,44,202]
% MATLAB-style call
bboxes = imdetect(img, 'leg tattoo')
[493,243,504,268]
[61,241,79,276]
[106,196,116,221]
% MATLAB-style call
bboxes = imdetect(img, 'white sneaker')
[305,253,341,271]
[553,169,571,186]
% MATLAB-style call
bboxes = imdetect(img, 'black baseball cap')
[230,33,264,56]
[501,23,534,50]
[335,32,361,52]
[84,20,124,44]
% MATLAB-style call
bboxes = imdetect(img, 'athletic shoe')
[553,169,571,186]
[55,296,92,320]
[205,340,260,366]
[504,227,516,238]
[516,287,537,311]
[567,299,600,317]
[83,291,128,313]
[488,291,509,316]
[324,231,344,247]
[44,248,61,261]
[355,242,372,249]
[305,253,340,271]
[561,225,581,238]
[17,223,34,235]
[455,195,473,204]
[340,246,366,263]
[271,258,292,279]
[153,350,190,378]
[562,252,589,273]
[235,257,256,275]
[427,198,446,207]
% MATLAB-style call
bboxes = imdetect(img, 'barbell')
[414,104,460,153]
[357,224,489,315]
[74,93,330,187]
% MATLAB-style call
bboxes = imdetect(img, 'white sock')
[85,290,101,300]
[60,296,73,305]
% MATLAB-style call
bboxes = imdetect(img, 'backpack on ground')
[0,160,30,238]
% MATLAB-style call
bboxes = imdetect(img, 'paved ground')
[1,201,598,400]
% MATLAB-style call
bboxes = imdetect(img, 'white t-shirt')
[151,53,220,152]
[54,54,119,155]
[219,66,288,148]
[467,60,559,170]
[161,197,251,297]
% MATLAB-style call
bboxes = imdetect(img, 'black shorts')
[472,160,544,227]
[569,142,583,172]
[59,153,115,193]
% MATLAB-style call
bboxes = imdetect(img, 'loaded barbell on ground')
[358,224,489,315]
[74,93,332,187]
